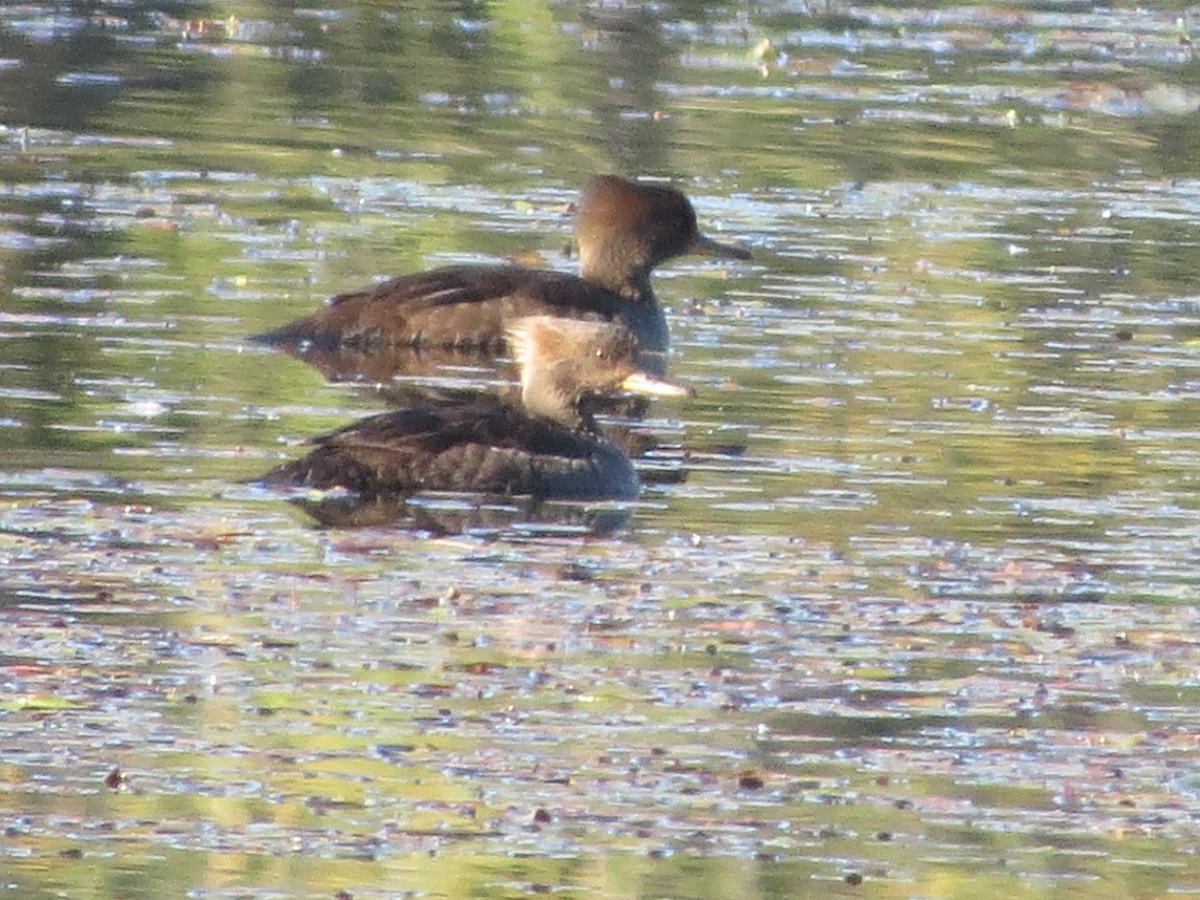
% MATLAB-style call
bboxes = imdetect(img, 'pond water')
[4,1,1200,898]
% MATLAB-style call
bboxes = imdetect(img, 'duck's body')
[253,175,748,354]
[258,316,693,502]
[256,264,666,354]
[262,397,644,500]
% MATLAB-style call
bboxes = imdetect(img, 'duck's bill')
[620,371,696,399]
[689,232,752,260]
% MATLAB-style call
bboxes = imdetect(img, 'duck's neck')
[521,383,592,433]
[577,259,669,352]
[579,244,655,302]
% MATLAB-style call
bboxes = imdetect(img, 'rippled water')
[4,2,1200,898]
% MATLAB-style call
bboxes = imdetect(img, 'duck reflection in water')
[257,317,694,531]
[252,174,749,384]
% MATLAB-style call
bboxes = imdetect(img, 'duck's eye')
[594,348,605,358]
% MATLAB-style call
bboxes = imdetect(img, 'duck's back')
[254,264,665,353]
[260,398,640,500]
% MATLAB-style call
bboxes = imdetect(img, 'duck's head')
[506,315,693,427]
[575,175,750,295]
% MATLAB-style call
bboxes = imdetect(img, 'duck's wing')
[258,401,596,496]
[254,265,623,350]
[260,403,492,492]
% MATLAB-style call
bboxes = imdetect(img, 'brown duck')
[258,316,693,501]
[252,175,749,354]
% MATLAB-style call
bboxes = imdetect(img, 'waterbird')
[257,316,694,501]
[252,174,749,355]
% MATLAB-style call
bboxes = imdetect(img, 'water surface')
[3,2,1200,898]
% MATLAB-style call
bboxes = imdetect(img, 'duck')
[257,316,694,502]
[252,174,749,355]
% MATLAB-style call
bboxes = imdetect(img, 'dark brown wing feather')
[254,265,624,350]
[259,399,609,497]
